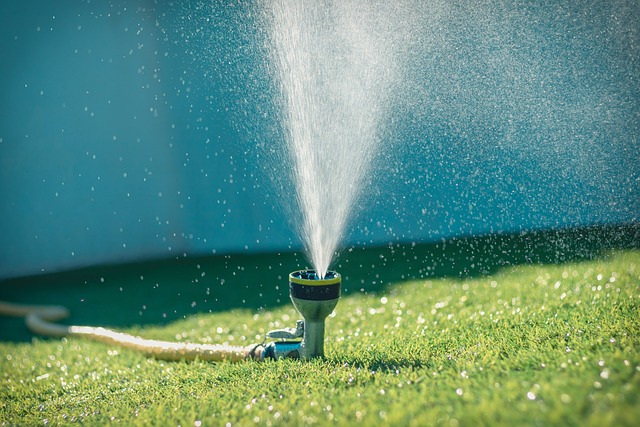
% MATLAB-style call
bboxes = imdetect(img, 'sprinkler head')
[289,270,341,359]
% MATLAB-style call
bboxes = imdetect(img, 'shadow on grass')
[1,223,638,342]
[330,357,432,374]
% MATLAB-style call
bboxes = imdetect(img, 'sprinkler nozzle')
[289,270,341,359]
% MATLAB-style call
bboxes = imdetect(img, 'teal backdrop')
[1,0,638,279]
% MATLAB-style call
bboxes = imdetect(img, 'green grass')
[2,248,639,426]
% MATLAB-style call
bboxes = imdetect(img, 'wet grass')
[1,246,639,426]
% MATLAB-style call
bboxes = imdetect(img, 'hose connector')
[289,270,341,359]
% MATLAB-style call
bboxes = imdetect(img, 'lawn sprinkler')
[0,269,342,363]
[288,269,341,359]
[251,269,342,360]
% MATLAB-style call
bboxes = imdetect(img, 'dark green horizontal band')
[290,282,341,301]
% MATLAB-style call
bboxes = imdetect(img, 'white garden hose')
[0,301,265,362]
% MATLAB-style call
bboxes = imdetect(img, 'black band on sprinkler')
[289,282,340,300]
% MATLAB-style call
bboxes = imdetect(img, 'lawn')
[1,228,639,426]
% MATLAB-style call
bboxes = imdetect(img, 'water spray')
[0,269,341,362]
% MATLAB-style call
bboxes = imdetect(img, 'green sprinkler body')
[289,270,341,359]
[258,270,341,360]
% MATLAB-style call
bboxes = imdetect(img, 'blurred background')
[1,0,638,280]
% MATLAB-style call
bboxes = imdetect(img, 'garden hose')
[0,269,341,362]
[0,301,265,362]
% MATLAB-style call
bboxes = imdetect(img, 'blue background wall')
[1,0,638,279]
